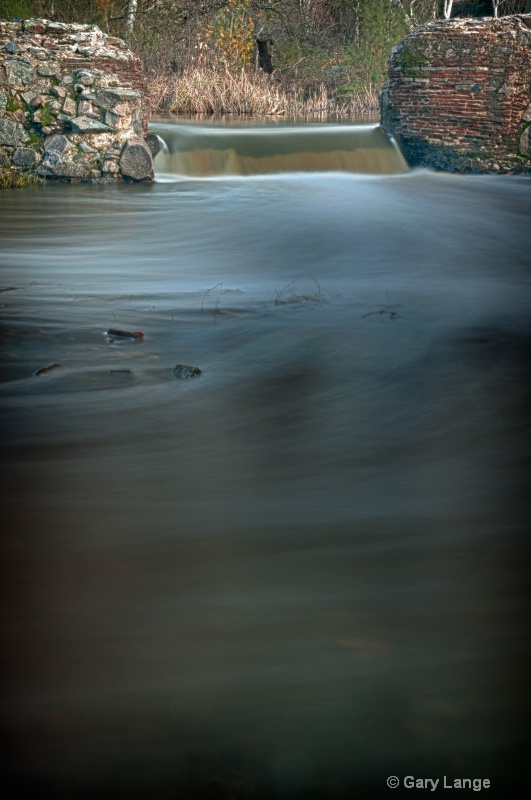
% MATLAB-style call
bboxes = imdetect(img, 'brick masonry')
[380,14,531,173]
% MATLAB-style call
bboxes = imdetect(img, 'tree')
[124,0,137,38]
[442,0,454,16]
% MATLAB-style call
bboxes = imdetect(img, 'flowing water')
[1,121,530,799]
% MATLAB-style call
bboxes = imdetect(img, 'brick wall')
[380,14,531,173]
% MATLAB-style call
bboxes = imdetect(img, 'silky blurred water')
[1,123,530,799]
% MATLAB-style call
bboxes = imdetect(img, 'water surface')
[1,124,530,798]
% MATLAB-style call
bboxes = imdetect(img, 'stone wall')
[380,14,531,173]
[0,18,156,182]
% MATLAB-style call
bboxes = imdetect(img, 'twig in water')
[201,283,223,314]
[363,308,401,320]
[274,278,326,305]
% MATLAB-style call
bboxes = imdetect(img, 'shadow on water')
[1,122,531,798]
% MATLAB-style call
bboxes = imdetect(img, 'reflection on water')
[1,135,530,798]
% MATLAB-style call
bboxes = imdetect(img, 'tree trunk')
[124,0,138,40]
[255,37,274,74]
[442,0,453,18]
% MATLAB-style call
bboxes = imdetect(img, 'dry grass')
[149,67,379,119]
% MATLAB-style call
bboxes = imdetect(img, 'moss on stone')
[26,128,43,148]
[6,94,22,113]
[36,102,52,127]
[401,42,429,77]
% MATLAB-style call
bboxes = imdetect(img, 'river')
[1,120,530,799]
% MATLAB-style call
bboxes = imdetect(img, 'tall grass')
[149,68,379,119]
[0,168,44,190]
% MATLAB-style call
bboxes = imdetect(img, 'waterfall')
[150,122,409,177]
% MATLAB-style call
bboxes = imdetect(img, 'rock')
[36,64,57,77]
[520,126,531,157]
[99,87,141,104]
[21,83,49,105]
[119,138,153,181]
[78,140,96,154]
[62,97,77,116]
[77,99,93,115]
[44,133,70,154]
[29,94,46,108]
[145,131,163,158]
[103,109,120,129]
[38,156,88,178]
[51,85,67,98]
[4,58,36,86]
[12,147,40,166]
[102,160,119,173]
[75,70,94,85]
[0,117,29,146]
[69,115,113,133]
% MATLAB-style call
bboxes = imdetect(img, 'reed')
[0,168,44,190]
[149,68,379,119]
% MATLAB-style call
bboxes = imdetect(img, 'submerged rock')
[105,328,144,340]
[173,365,201,379]
[35,363,62,376]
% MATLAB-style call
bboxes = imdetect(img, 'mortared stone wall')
[1,18,158,183]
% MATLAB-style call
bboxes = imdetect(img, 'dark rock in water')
[35,363,62,376]
[173,364,201,379]
[105,328,144,340]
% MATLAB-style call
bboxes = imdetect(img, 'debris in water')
[363,308,401,320]
[35,363,62,376]
[105,328,144,340]
[109,369,133,374]
[173,364,201,379]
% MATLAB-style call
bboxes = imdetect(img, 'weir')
[150,122,409,177]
